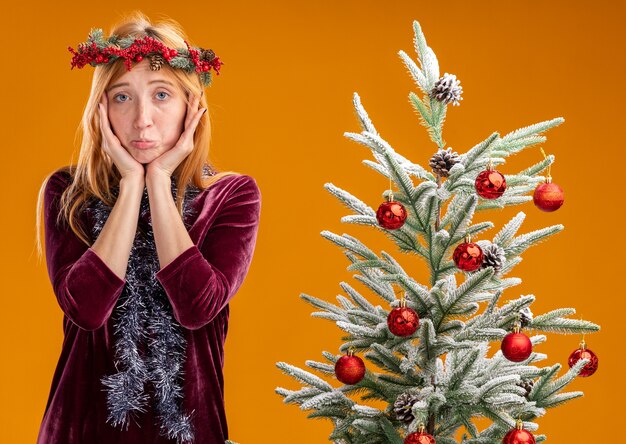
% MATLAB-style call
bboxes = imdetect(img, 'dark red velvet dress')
[37,170,261,444]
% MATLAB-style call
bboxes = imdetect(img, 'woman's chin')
[130,149,158,165]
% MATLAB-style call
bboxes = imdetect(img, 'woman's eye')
[113,94,129,102]
[156,91,169,100]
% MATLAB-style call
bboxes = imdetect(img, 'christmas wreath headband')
[68,28,222,86]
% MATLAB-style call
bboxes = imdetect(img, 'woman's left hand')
[146,93,206,180]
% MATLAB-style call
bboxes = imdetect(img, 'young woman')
[34,12,261,444]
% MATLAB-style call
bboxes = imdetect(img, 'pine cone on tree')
[429,147,460,177]
[519,307,533,329]
[393,392,420,423]
[517,379,535,399]
[429,73,463,106]
[150,54,165,71]
[480,242,506,273]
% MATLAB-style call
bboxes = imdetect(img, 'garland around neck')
[88,177,202,443]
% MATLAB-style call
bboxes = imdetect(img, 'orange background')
[2,1,624,443]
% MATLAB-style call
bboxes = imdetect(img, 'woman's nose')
[133,100,153,129]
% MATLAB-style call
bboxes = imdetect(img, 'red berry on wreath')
[335,350,366,385]
[453,239,484,272]
[405,424,436,444]
[387,300,419,337]
[376,198,407,230]
[475,165,506,199]
[533,181,564,212]
[502,421,536,444]
[568,340,598,377]
[501,327,533,362]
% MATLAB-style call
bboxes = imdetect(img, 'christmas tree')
[275,20,600,444]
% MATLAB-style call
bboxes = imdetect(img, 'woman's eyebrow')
[107,79,175,92]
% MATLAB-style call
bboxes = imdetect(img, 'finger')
[183,94,194,129]
[97,104,110,152]
[188,107,207,140]
[97,103,106,130]
[98,102,121,148]
[177,107,206,150]
[99,104,114,136]
[98,103,111,136]
[184,94,202,130]
[188,106,206,133]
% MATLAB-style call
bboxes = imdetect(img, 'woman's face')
[105,59,187,164]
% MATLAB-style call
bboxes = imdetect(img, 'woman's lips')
[131,140,157,149]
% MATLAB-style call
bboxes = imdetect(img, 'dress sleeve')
[44,171,126,331]
[155,175,262,330]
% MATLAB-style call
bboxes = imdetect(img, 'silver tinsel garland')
[88,177,203,443]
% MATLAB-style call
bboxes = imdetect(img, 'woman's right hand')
[98,94,145,181]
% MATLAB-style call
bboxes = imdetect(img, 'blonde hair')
[35,11,237,260]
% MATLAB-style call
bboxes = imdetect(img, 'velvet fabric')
[37,170,261,444]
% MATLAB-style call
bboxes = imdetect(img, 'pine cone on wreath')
[150,54,165,71]
[200,48,216,62]
[429,147,460,177]
[393,392,420,423]
[480,242,506,273]
[429,73,463,106]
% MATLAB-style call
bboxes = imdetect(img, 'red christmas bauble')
[387,307,420,337]
[376,200,407,230]
[475,169,507,199]
[501,332,533,362]
[453,242,484,272]
[404,431,436,444]
[568,346,599,377]
[533,182,564,212]
[502,428,536,444]
[335,355,366,385]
